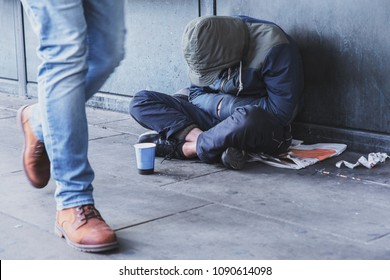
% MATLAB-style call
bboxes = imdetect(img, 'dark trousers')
[130,90,291,163]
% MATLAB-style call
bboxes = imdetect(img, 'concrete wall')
[217,0,390,152]
[0,0,18,95]
[0,1,17,80]
[0,0,389,152]
[23,0,199,97]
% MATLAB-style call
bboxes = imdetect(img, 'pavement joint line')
[0,116,15,120]
[316,168,390,188]
[113,202,214,232]
[89,123,138,136]
[359,179,390,188]
[10,169,23,174]
[159,169,227,187]
[366,232,390,243]
[0,106,18,112]
[88,132,126,142]
[1,171,23,177]
[0,211,53,236]
[0,143,19,150]
[214,201,376,247]
[88,117,133,125]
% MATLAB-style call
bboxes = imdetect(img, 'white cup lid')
[134,143,156,148]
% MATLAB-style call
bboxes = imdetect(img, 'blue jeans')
[21,0,126,210]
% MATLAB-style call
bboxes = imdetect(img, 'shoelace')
[33,142,46,158]
[77,205,103,222]
[161,140,185,163]
[161,142,181,163]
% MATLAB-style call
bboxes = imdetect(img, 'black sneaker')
[137,131,186,160]
[221,147,248,170]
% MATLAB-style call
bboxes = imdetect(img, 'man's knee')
[233,106,278,132]
[96,46,125,75]
[129,90,153,115]
[232,106,286,153]
[106,45,125,71]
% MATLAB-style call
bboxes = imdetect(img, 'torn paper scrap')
[336,153,389,169]
[249,142,347,170]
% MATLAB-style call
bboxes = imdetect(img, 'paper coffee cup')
[134,143,156,175]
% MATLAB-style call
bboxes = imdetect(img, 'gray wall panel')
[101,0,197,95]
[200,0,216,16]
[218,0,390,135]
[4,0,388,150]
[0,0,18,80]
[23,0,198,95]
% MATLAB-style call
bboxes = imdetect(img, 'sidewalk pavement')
[1,93,389,260]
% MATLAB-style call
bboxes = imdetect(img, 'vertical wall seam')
[13,2,28,97]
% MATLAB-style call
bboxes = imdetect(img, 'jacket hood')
[182,16,249,86]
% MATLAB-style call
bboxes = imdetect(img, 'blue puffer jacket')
[188,16,304,126]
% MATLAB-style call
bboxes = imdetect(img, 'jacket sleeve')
[258,43,304,126]
[188,85,223,120]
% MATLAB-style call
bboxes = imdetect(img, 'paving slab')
[112,204,389,260]
[0,116,24,149]
[0,212,114,260]
[0,172,57,231]
[88,133,225,185]
[0,110,14,119]
[0,145,21,175]
[0,168,211,238]
[162,159,390,246]
[86,107,146,137]
[0,94,35,111]
[0,170,215,259]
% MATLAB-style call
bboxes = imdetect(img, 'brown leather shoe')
[17,105,50,188]
[55,204,118,252]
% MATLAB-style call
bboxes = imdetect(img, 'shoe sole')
[137,130,158,143]
[16,105,47,189]
[55,223,119,253]
[221,148,247,170]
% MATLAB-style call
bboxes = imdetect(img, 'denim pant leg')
[21,0,126,210]
[130,90,219,138]
[27,0,126,141]
[197,106,290,163]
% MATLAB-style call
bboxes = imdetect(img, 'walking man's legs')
[19,0,126,252]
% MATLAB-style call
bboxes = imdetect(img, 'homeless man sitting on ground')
[130,15,304,170]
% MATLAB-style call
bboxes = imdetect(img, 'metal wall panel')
[200,0,216,16]
[23,0,198,96]
[0,0,18,80]
[101,0,198,95]
[218,0,390,135]
[9,0,389,150]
